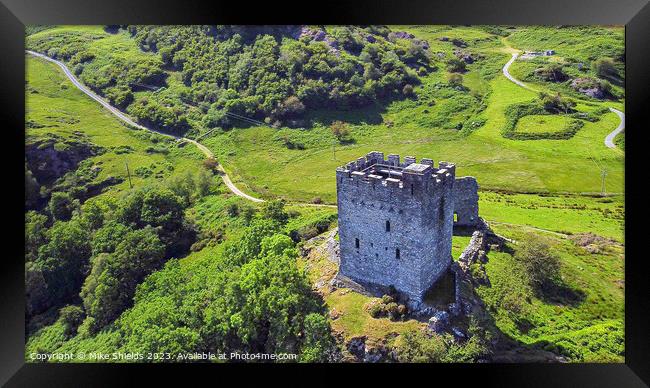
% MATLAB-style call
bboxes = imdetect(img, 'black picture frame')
[1,0,648,386]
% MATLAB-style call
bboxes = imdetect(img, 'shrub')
[261,199,289,225]
[533,64,568,82]
[592,57,618,78]
[396,330,446,362]
[227,203,240,217]
[446,58,466,73]
[368,304,383,318]
[202,157,219,172]
[48,192,76,221]
[539,92,576,114]
[514,234,561,293]
[502,100,584,140]
[447,73,463,87]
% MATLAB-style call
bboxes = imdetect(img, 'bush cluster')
[367,294,408,321]
[502,100,585,140]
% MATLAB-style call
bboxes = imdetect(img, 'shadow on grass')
[536,281,586,307]
[305,101,388,127]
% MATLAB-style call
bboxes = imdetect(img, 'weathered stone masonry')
[453,177,480,227]
[336,151,457,303]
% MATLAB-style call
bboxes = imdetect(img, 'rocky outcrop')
[25,134,104,186]
[570,77,610,99]
[428,311,450,334]
[453,49,477,64]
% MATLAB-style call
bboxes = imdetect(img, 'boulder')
[451,327,467,341]
[428,311,450,334]
[346,336,366,360]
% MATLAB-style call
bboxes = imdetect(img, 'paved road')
[502,53,535,92]
[27,50,270,203]
[502,51,625,150]
[604,107,625,149]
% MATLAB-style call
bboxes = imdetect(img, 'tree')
[300,313,336,362]
[80,200,105,231]
[25,262,50,317]
[25,211,49,262]
[261,199,289,225]
[91,221,132,256]
[166,169,213,206]
[25,165,41,209]
[205,233,321,354]
[275,96,305,119]
[330,120,350,143]
[514,234,562,293]
[116,190,145,227]
[593,57,618,78]
[37,219,92,306]
[59,305,85,337]
[48,192,76,221]
[82,227,165,331]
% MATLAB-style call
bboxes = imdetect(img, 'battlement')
[336,151,456,194]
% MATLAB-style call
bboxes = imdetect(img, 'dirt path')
[488,220,568,238]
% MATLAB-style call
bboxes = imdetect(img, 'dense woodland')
[29,25,432,135]
[26,171,336,361]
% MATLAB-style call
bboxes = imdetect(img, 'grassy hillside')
[25,24,625,364]
[26,55,203,196]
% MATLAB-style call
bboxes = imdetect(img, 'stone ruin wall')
[453,176,480,227]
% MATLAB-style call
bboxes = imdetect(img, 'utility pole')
[600,168,607,196]
[125,162,133,189]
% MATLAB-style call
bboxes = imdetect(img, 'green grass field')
[515,115,576,134]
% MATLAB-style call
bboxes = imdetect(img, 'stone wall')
[453,176,479,227]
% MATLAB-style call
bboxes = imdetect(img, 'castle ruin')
[453,177,479,227]
[336,151,479,305]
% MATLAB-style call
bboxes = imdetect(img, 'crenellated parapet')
[336,151,456,198]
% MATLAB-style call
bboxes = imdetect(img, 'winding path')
[502,53,536,92]
[27,50,267,203]
[501,52,625,150]
[604,108,625,149]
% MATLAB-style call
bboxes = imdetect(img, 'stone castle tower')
[336,151,456,304]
